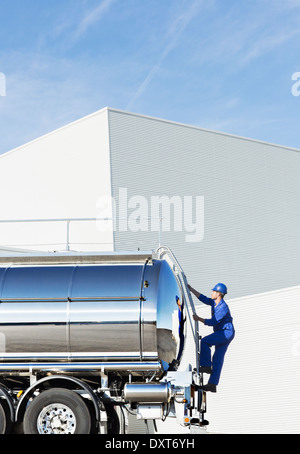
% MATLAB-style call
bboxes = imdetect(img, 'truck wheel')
[106,404,120,434]
[23,388,91,434]
[0,402,7,434]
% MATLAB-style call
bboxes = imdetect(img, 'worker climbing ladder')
[155,246,208,430]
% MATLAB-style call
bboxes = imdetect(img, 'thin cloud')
[126,0,202,110]
[75,0,117,38]
[186,3,300,71]
[53,0,117,48]
[242,28,300,64]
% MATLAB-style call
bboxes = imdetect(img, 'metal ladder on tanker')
[154,246,207,429]
[154,246,202,376]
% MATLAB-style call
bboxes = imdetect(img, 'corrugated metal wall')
[108,108,300,300]
[156,286,300,434]
[197,286,300,434]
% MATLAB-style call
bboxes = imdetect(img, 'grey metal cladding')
[107,109,300,299]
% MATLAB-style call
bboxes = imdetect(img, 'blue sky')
[0,0,300,154]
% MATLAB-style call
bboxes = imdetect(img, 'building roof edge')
[106,107,300,153]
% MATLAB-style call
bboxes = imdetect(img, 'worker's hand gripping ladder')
[154,246,202,381]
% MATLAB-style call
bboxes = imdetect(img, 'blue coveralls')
[198,294,235,385]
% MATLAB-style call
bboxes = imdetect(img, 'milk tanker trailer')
[0,246,207,434]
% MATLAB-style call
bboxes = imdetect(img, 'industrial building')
[0,107,299,433]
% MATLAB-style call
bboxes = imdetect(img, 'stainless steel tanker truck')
[0,246,208,434]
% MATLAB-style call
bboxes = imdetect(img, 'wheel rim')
[37,403,77,434]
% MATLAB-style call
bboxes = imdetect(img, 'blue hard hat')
[212,283,227,295]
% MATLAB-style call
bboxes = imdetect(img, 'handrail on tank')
[154,246,200,374]
[0,216,164,251]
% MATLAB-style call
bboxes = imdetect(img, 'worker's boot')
[199,367,212,374]
[202,383,217,393]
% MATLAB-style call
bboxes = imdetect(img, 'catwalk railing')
[0,217,164,251]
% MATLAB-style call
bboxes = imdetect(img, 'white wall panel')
[0,108,114,251]
[156,286,300,434]
[195,286,300,434]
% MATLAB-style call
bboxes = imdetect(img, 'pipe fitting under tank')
[123,382,172,403]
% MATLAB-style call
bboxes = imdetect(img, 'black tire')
[105,404,120,434]
[0,402,7,434]
[23,388,91,434]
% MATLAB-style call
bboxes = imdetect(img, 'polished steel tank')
[0,252,185,372]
